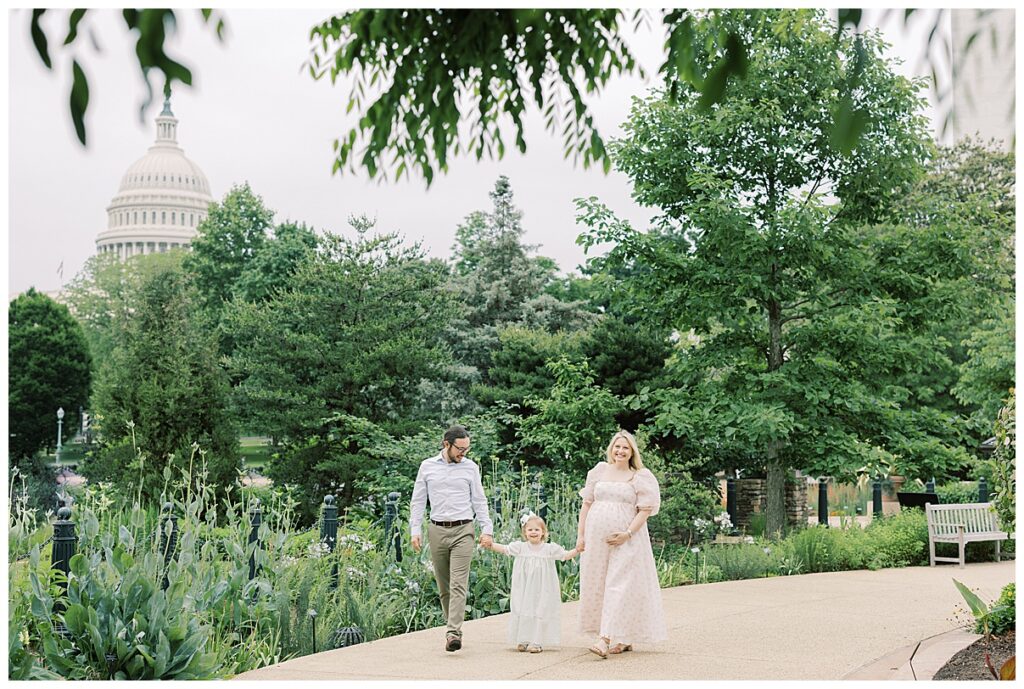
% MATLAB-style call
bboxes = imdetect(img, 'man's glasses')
[450,444,471,455]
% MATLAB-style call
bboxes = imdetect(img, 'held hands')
[575,536,585,552]
[411,535,422,552]
[479,533,494,549]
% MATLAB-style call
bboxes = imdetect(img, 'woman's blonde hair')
[520,514,549,540]
[605,430,644,470]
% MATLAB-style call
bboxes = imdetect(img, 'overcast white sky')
[7,8,951,296]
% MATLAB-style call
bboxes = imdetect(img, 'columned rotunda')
[96,96,213,257]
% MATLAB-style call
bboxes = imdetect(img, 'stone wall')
[733,478,808,529]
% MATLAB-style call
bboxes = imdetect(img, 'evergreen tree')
[90,267,237,498]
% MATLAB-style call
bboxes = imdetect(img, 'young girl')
[487,512,581,653]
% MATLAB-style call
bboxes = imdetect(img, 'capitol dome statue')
[96,95,214,258]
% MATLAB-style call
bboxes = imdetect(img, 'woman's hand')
[575,536,585,552]
[605,531,630,546]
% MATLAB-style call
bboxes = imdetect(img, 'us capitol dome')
[96,95,213,257]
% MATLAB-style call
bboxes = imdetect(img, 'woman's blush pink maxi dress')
[578,464,668,647]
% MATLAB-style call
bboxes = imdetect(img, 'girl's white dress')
[505,541,568,646]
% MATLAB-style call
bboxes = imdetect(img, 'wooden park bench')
[925,502,1009,568]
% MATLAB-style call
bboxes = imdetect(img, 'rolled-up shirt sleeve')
[470,463,494,535]
[409,462,429,538]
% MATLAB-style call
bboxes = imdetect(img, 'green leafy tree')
[579,10,938,537]
[225,218,453,446]
[26,9,998,181]
[234,221,320,303]
[516,358,623,475]
[954,307,1015,426]
[988,390,1015,533]
[183,182,274,322]
[306,8,972,183]
[90,266,237,498]
[62,249,185,375]
[9,289,91,462]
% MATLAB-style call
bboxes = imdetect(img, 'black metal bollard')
[727,477,738,528]
[248,499,262,580]
[52,505,76,617]
[817,478,829,528]
[872,478,883,518]
[321,495,338,550]
[159,502,178,591]
[383,493,396,550]
[925,477,935,494]
[321,495,338,589]
[386,491,402,563]
[978,476,989,503]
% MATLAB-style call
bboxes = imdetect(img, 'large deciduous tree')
[580,10,936,536]
[63,249,185,376]
[183,182,274,323]
[9,289,92,462]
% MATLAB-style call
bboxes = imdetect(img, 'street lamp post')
[56,407,65,467]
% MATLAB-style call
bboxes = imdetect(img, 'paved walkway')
[233,560,1013,681]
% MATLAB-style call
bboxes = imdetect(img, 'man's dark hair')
[443,425,470,445]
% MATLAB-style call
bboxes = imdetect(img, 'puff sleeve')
[578,463,603,504]
[635,469,661,517]
[506,541,525,557]
[545,542,568,560]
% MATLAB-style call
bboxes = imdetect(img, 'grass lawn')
[239,436,273,473]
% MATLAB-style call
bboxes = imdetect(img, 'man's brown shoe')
[445,635,462,652]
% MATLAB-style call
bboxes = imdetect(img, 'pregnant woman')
[576,430,667,658]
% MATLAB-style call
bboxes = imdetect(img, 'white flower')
[691,547,700,554]
[406,580,421,593]
[306,540,330,559]
[425,561,435,573]
[346,566,365,578]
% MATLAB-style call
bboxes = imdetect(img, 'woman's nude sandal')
[588,639,609,659]
[608,644,633,654]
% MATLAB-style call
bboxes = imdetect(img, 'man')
[410,424,494,652]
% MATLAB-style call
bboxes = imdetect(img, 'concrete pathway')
[233,560,1014,681]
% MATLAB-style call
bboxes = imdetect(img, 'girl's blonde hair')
[605,430,644,470]
[520,514,549,540]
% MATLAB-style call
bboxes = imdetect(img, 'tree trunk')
[765,453,786,538]
[765,296,786,538]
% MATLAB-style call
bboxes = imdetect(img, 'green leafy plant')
[953,578,999,640]
[704,543,771,580]
[985,583,1015,637]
